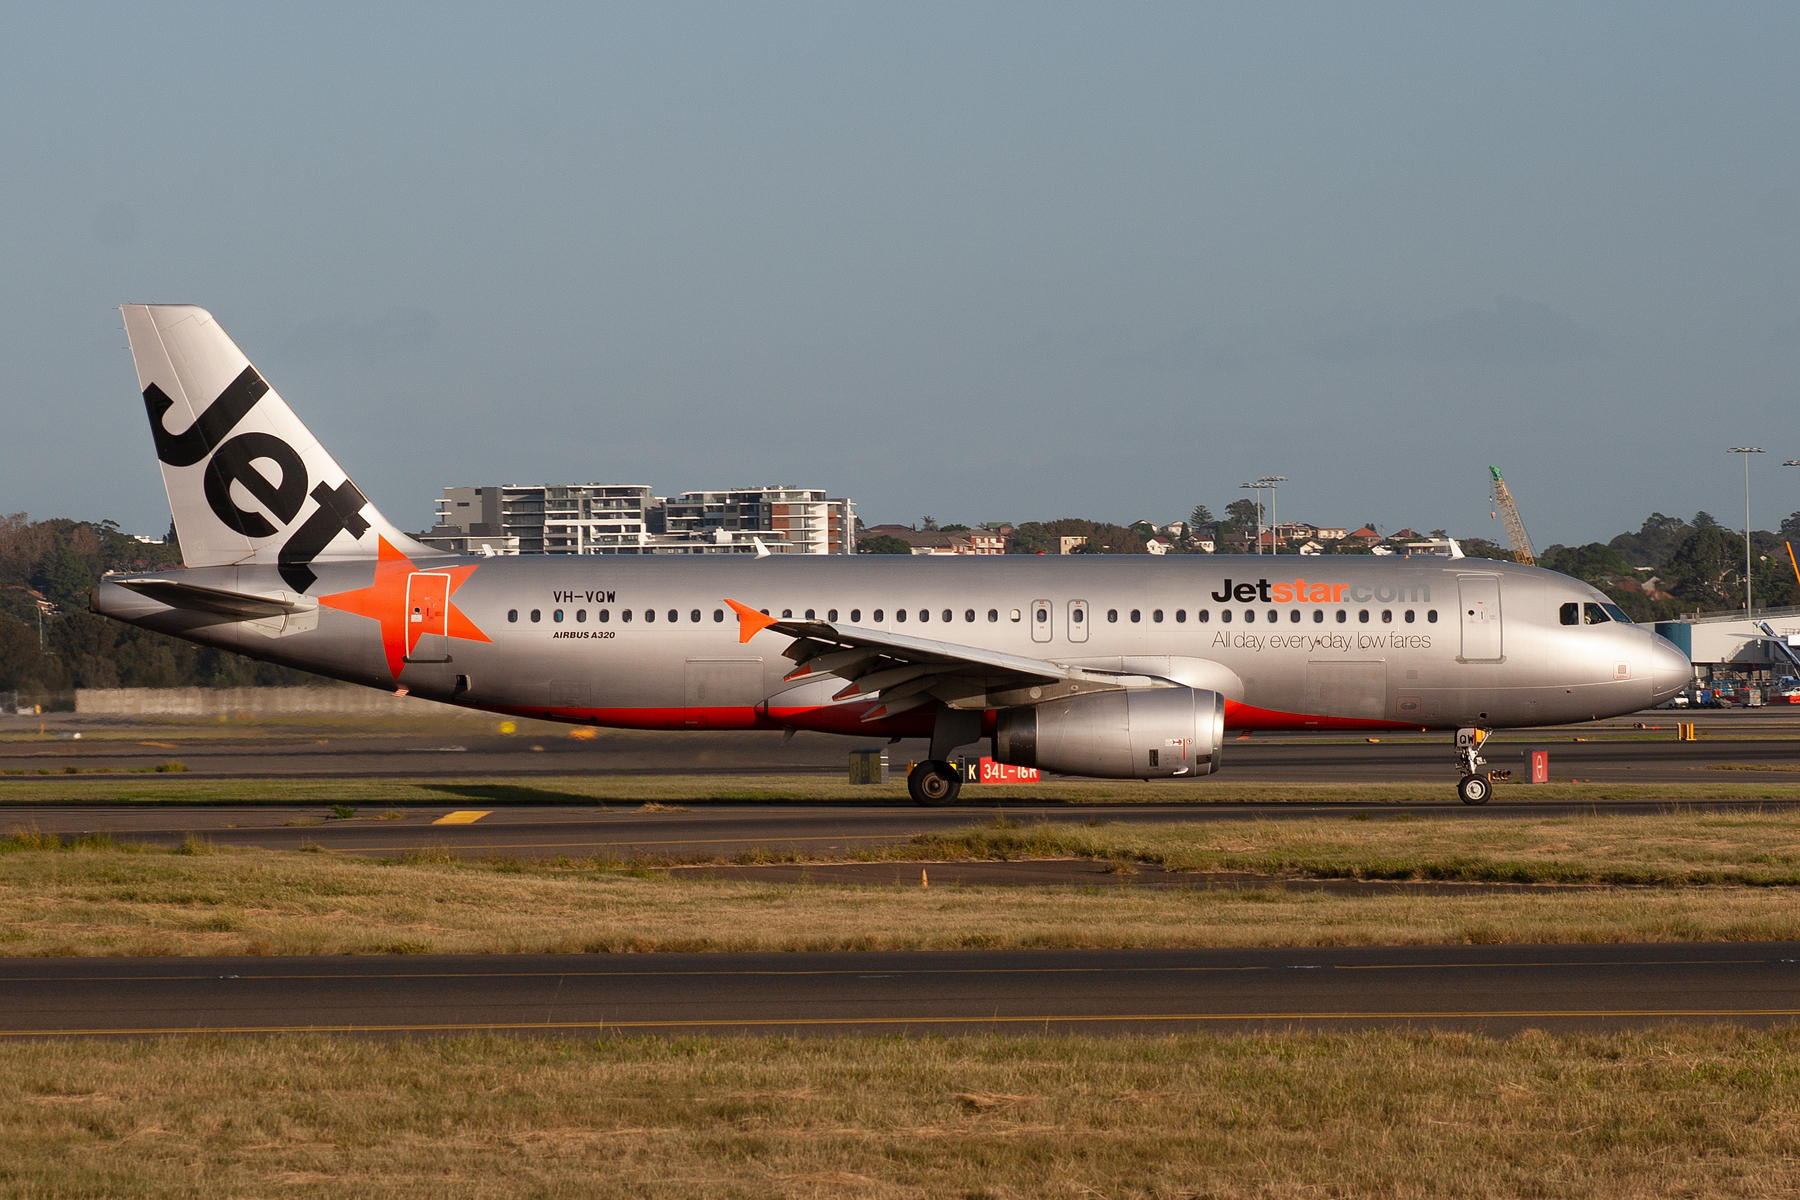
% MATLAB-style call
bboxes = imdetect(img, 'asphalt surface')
[6,707,1800,783]
[7,944,1799,1038]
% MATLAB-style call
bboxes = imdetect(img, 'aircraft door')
[1457,575,1503,662]
[1031,599,1052,643]
[405,573,451,663]
[1067,600,1089,643]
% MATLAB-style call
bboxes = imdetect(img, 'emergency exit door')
[1067,600,1089,643]
[1031,599,1052,643]
[1457,575,1503,662]
[405,573,451,663]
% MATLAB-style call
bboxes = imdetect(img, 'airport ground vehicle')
[90,306,1692,804]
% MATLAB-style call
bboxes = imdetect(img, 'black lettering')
[1211,580,1232,602]
[203,432,307,539]
[144,367,269,467]
[277,479,371,592]
[1257,579,1272,602]
[606,591,615,603]
[1233,582,1257,602]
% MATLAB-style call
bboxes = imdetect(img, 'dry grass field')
[7,808,1800,955]
[7,1026,1800,1198]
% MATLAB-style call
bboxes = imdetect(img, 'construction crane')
[1488,466,1536,566]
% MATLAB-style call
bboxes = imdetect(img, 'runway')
[6,944,1799,1038]
[6,708,1799,783]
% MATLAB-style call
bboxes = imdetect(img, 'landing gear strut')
[1456,726,1492,806]
[907,760,962,806]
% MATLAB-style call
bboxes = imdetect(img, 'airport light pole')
[1239,482,1262,554]
[1257,477,1286,554]
[1785,461,1800,526]
[1730,447,1764,614]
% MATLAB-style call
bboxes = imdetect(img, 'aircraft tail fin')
[120,304,434,591]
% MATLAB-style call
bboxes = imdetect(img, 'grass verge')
[5,823,1800,955]
[6,773,1800,805]
[8,1026,1800,1197]
[883,808,1800,886]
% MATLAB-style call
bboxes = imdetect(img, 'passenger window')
[623,610,633,622]
[1427,610,1438,623]
[965,609,975,622]
[1107,609,1118,622]
[829,609,838,622]
[987,609,998,622]
[644,610,655,623]
[1130,610,1141,623]
[530,609,541,623]
[851,609,861,622]
[1380,610,1392,624]
[667,609,677,623]
[1153,609,1164,623]
[1198,609,1210,623]
[1560,602,1580,626]
[1221,609,1232,623]
[1010,609,1022,622]
[1358,610,1369,623]
[691,609,701,623]
[713,609,724,622]
[1289,610,1301,623]
[943,609,952,623]
[1584,603,1611,625]
[1244,610,1256,623]
[874,609,885,622]
[554,609,564,623]
[599,609,610,622]
[1267,610,1277,623]
[1336,610,1347,623]
[896,609,907,622]
[1175,609,1186,623]
[919,609,930,623]
[805,609,815,620]
[781,609,792,618]
[576,609,586,623]
[1313,610,1324,624]
[507,609,518,623]
[1404,610,1415,623]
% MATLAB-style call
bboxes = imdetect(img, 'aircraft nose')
[1649,633,1692,702]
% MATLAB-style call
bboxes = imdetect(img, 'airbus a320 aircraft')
[92,305,1693,805]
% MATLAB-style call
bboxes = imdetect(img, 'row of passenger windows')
[503,605,1441,626]
[1103,608,1437,625]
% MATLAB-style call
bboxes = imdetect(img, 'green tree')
[1006,523,1053,554]
[1538,542,1636,581]
[856,535,913,555]
[1225,499,1259,527]
[1188,504,1213,527]
[1667,526,1744,609]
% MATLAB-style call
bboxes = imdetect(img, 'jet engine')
[992,687,1225,780]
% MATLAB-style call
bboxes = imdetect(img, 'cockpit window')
[1601,603,1632,624]
[1560,602,1579,626]
[1583,602,1611,625]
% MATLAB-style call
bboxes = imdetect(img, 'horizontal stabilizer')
[113,578,317,620]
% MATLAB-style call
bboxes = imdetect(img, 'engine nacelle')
[992,687,1225,780]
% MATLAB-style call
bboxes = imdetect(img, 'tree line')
[0,514,318,707]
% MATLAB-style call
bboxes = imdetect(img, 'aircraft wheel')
[1457,773,1492,806]
[908,760,963,806]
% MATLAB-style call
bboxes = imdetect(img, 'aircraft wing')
[725,598,1171,720]
[112,578,318,620]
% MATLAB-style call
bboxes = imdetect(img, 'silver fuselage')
[95,553,1691,737]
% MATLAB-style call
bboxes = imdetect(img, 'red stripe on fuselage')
[1224,699,1426,732]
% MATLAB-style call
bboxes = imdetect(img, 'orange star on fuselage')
[317,537,490,680]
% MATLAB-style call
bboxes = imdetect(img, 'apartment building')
[423,484,854,555]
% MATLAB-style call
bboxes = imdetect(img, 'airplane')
[91,305,1694,806]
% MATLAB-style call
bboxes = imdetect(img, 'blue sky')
[3,3,1797,546]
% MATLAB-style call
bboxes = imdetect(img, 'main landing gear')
[1455,726,1492,805]
[907,760,963,806]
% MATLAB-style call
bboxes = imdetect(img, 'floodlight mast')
[1730,448,1765,614]
[1257,477,1285,555]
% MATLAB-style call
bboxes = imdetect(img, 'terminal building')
[1653,608,1800,700]
[420,484,854,556]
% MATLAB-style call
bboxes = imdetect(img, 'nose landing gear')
[1456,726,1493,805]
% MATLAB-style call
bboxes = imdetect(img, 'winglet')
[724,598,781,644]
